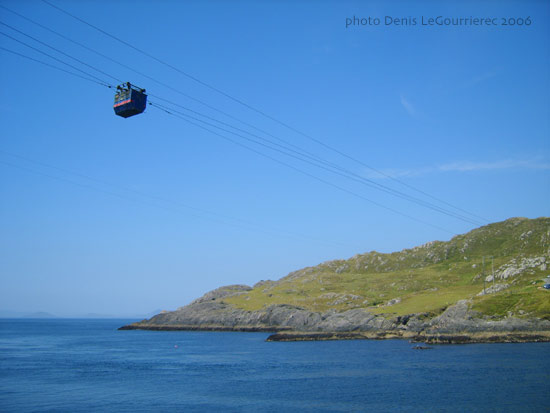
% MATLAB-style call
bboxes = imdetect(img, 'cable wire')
[1,21,470,233]
[150,100,482,226]
[3,5,484,226]
[150,103,456,235]
[0,152,356,249]
[1,37,466,232]
[0,20,122,85]
[0,46,110,87]
[0,31,113,88]
[39,0,487,224]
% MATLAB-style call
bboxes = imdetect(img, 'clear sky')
[0,0,548,317]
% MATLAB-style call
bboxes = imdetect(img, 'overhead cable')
[39,0,488,224]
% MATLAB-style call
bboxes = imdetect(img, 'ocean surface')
[0,319,548,412]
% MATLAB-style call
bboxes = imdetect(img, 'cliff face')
[131,289,396,332]
[121,217,550,335]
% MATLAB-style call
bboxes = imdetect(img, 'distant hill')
[26,311,58,318]
[0,310,59,319]
[121,217,550,340]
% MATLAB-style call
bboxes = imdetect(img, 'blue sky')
[1,0,548,317]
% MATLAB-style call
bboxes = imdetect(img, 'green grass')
[223,218,550,319]
[472,284,550,319]
[370,285,481,316]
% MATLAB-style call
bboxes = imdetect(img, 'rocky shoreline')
[264,331,550,343]
[118,324,289,333]
[118,323,550,344]
[118,219,550,343]
[118,291,550,344]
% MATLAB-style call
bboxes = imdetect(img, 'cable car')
[113,82,147,118]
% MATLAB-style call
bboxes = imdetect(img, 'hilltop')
[120,217,550,342]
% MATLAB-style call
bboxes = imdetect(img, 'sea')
[0,319,548,412]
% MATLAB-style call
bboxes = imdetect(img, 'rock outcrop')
[120,292,550,335]
[124,288,397,332]
[424,299,550,333]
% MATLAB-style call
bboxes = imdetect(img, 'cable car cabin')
[113,83,147,118]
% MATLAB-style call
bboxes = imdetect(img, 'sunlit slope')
[225,217,550,319]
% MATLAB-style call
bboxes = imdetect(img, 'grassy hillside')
[225,218,550,320]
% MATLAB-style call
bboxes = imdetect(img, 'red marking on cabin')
[114,99,132,108]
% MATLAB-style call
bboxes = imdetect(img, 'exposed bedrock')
[121,290,550,334]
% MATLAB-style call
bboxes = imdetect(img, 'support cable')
[151,101,482,226]
[150,103,456,235]
[1,41,471,230]
[0,20,123,84]
[0,31,113,88]
[0,46,110,87]
[2,5,484,225]
[0,153,356,249]
[39,0,488,223]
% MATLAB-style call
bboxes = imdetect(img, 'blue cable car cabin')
[113,82,147,118]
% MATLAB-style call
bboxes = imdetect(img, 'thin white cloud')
[365,159,550,180]
[400,95,415,116]
[439,159,550,172]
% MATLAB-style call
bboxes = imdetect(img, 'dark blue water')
[0,319,548,412]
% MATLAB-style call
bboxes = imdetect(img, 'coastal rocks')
[259,304,322,329]
[426,299,550,333]
[263,330,550,343]
[120,295,550,338]
[317,309,395,332]
[265,331,406,342]
[121,284,550,337]
[148,301,253,328]
[124,288,395,333]
[427,300,478,332]
[420,332,550,345]
[396,314,429,332]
